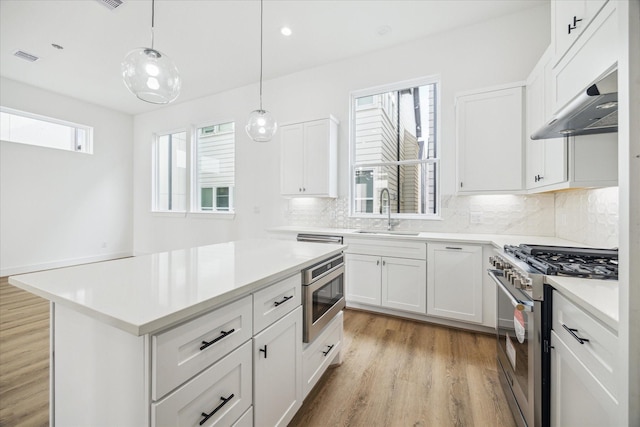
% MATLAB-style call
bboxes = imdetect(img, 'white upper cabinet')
[552,0,608,64]
[551,0,616,113]
[526,47,568,191]
[456,84,525,194]
[280,116,338,197]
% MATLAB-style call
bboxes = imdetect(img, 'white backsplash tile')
[555,187,619,248]
[284,187,619,249]
[285,193,556,236]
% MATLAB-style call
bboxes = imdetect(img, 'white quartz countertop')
[9,239,345,336]
[269,226,619,330]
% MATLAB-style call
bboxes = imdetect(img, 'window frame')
[191,119,236,215]
[0,106,93,154]
[348,76,442,220]
[152,128,189,213]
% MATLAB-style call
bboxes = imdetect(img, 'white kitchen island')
[9,239,345,427]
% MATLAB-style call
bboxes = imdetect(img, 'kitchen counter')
[269,226,619,331]
[8,238,345,335]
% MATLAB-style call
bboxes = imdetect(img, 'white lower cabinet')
[427,243,483,324]
[302,311,343,398]
[345,252,426,314]
[152,341,252,427]
[253,306,303,427]
[550,330,618,426]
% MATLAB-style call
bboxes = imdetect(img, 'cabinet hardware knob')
[562,324,590,344]
[322,344,335,356]
[274,295,293,307]
[199,393,235,425]
[200,329,236,351]
[259,345,268,358]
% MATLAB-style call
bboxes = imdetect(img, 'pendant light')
[246,0,277,142]
[121,0,181,104]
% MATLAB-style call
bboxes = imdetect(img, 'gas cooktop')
[504,244,618,280]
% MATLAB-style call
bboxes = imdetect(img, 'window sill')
[151,211,235,220]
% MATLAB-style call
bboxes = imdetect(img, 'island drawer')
[152,295,253,400]
[152,341,252,427]
[302,310,343,398]
[552,290,618,399]
[253,273,301,334]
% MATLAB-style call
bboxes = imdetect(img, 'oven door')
[303,265,345,343]
[489,269,536,427]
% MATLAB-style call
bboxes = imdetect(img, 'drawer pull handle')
[445,246,462,250]
[200,329,236,351]
[322,344,335,356]
[259,345,268,358]
[199,393,235,425]
[274,295,293,307]
[562,324,590,344]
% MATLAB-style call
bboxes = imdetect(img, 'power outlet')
[470,212,483,224]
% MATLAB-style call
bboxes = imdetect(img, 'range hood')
[531,69,617,140]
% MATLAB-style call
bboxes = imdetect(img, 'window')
[194,122,235,213]
[1,107,92,153]
[350,77,440,217]
[154,131,187,211]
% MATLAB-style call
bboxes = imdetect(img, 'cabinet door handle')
[382,260,386,266]
[568,16,583,34]
[562,324,590,344]
[199,393,235,425]
[376,260,380,266]
[274,295,293,307]
[445,246,462,250]
[322,344,335,356]
[259,345,268,358]
[200,329,235,351]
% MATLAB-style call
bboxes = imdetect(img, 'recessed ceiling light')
[280,27,292,36]
[13,50,39,62]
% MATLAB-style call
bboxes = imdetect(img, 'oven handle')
[488,269,534,312]
[304,264,345,294]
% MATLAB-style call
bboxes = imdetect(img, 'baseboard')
[1,252,133,277]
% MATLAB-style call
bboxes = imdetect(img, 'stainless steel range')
[488,244,618,427]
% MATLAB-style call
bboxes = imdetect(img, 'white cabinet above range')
[280,116,338,198]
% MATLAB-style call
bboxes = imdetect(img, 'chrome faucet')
[380,188,392,231]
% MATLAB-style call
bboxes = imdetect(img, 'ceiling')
[0,0,546,115]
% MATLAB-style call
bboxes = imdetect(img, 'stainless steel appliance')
[488,244,618,427]
[301,253,345,343]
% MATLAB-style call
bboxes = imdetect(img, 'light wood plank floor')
[0,277,49,427]
[290,310,517,427]
[0,277,515,427]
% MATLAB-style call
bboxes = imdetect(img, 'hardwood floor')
[0,277,49,427]
[290,310,516,427]
[0,278,515,427]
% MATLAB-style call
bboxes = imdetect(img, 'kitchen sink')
[353,229,420,236]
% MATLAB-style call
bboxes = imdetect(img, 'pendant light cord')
[259,0,264,110]
[151,0,156,50]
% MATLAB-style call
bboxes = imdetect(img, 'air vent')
[96,0,123,10]
[13,50,40,62]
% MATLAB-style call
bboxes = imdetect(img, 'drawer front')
[253,274,301,334]
[152,341,252,427]
[231,407,253,427]
[153,295,253,399]
[344,237,426,260]
[552,291,617,398]
[302,311,343,398]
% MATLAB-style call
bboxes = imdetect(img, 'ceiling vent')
[13,50,40,62]
[96,0,123,10]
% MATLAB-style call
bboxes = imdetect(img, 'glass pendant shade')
[246,109,277,142]
[121,48,181,104]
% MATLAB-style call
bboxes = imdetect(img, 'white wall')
[133,4,550,254]
[0,78,133,276]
